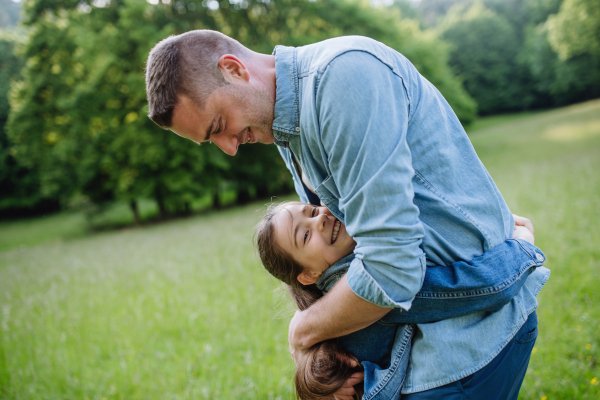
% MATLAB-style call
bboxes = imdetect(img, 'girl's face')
[273,204,356,285]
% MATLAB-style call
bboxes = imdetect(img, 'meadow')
[1,99,599,399]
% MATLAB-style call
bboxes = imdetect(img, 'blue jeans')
[402,311,538,400]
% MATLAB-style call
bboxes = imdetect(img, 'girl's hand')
[333,371,364,400]
[513,214,535,245]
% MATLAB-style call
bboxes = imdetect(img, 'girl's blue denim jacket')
[316,239,546,400]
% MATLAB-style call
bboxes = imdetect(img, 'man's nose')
[213,136,238,156]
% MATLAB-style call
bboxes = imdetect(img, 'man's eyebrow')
[204,118,217,142]
[293,205,308,249]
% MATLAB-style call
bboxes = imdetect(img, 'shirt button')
[295,126,300,132]
[535,253,544,262]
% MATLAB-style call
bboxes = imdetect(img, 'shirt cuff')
[346,256,426,311]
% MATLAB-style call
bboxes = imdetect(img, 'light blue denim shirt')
[272,36,550,393]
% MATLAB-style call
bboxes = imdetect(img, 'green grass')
[468,99,600,399]
[0,212,88,252]
[1,99,599,399]
[0,192,242,252]
[0,202,296,399]
[464,110,547,133]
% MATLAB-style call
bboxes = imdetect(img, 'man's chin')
[259,130,276,144]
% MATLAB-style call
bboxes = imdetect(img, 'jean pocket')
[516,312,539,344]
[516,326,538,344]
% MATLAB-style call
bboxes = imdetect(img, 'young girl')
[255,201,541,400]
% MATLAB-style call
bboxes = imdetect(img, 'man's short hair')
[145,30,249,128]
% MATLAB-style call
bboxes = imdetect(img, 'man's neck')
[248,52,276,97]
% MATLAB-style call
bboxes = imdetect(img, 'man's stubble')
[226,81,276,144]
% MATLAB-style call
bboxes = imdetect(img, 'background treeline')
[423,0,600,115]
[0,0,598,222]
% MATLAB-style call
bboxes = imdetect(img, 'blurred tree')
[418,0,472,27]
[521,0,600,106]
[0,30,57,217]
[523,22,600,106]
[439,2,534,114]
[524,0,563,25]
[419,0,600,115]
[546,0,600,60]
[7,0,474,221]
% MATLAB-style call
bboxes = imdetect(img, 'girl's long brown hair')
[256,203,364,400]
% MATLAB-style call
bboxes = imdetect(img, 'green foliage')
[440,2,532,114]
[0,30,54,216]
[525,0,563,25]
[546,0,600,60]
[425,0,600,115]
[0,31,22,129]
[523,23,600,106]
[418,0,472,27]
[521,0,600,107]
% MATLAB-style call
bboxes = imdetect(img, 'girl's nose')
[314,213,327,231]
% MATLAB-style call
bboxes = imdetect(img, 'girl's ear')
[297,271,319,286]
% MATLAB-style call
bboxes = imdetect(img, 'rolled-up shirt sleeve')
[316,51,426,310]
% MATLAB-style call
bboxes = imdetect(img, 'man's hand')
[287,276,391,357]
[288,310,310,366]
[513,214,535,244]
[290,309,366,400]
[333,372,364,400]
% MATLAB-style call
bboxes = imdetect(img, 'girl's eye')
[311,207,317,217]
[304,231,309,244]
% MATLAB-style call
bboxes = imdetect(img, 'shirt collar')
[272,45,300,148]
[315,254,355,292]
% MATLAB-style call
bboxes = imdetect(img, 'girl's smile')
[273,204,357,285]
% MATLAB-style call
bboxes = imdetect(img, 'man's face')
[170,82,275,156]
[273,204,357,284]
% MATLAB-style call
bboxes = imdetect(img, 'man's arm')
[289,275,391,356]
[290,51,425,356]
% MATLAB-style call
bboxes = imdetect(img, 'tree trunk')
[212,192,221,209]
[256,185,269,199]
[236,188,252,205]
[156,194,167,219]
[130,200,140,225]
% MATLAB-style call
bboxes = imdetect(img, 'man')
[145,30,549,399]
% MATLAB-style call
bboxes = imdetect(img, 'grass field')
[1,99,599,399]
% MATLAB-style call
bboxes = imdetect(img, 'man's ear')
[218,55,250,83]
[297,271,319,286]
